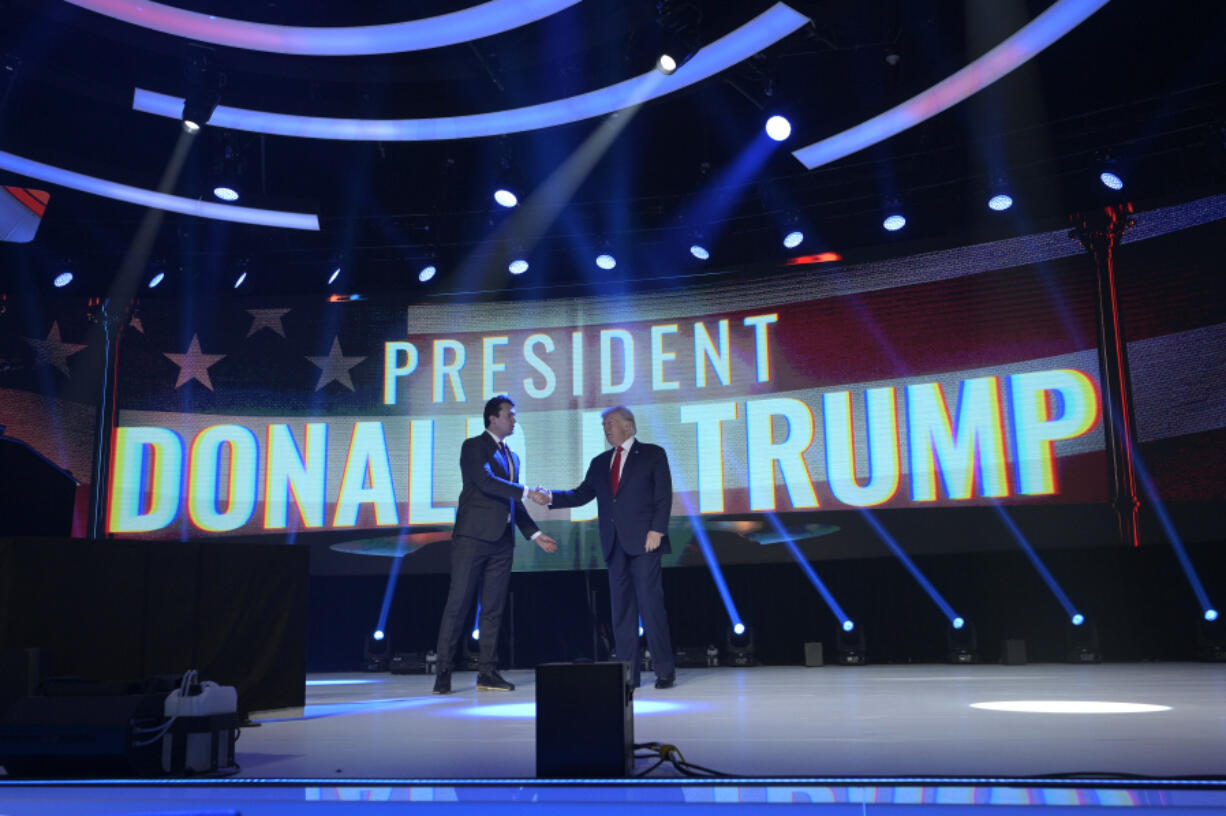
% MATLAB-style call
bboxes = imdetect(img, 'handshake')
[527,486,552,506]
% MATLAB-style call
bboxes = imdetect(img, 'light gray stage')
[236,663,1226,779]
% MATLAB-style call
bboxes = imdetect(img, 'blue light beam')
[994,504,1082,621]
[766,512,852,629]
[1130,452,1218,619]
[131,4,810,141]
[860,510,962,626]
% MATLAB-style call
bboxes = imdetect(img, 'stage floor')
[233,662,1226,780]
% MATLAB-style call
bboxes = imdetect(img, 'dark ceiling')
[0,0,1223,299]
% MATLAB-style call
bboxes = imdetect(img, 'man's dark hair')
[484,394,514,427]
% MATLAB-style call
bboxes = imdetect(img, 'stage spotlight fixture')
[783,230,804,249]
[842,620,855,632]
[148,271,165,288]
[946,620,979,664]
[493,188,518,208]
[725,624,755,667]
[988,193,1013,211]
[213,185,239,202]
[595,253,616,270]
[689,243,709,260]
[508,258,529,275]
[654,0,700,75]
[1208,609,1220,622]
[233,271,247,288]
[471,627,480,640]
[1071,613,1084,626]
[53,271,73,288]
[1066,618,1101,663]
[418,264,437,283]
[765,114,791,142]
[461,629,481,671]
[882,213,906,232]
[835,625,866,665]
[232,258,249,289]
[1196,615,1225,662]
[363,632,391,672]
[1099,171,1124,191]
[327,267,341,285]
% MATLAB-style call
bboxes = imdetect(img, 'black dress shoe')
[432,672,452,695]
[654,675,675,689]
[476,671,515,691]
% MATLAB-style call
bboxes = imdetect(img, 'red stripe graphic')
[5,186,47,217]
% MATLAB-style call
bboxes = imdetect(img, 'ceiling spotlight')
[181,90,220,134]
[148,271,165,288]
[988,193,1013,211]
[656,53,678,74]
[213,185,239,202]
[53,271,74,288]
[595,253,616,270]
[418,265,437,283]
[233,271,247,288]
[782,229,804,249]
[1099,171,1124,191]
[493,188,518,208]
[327,267,341,285]
[765,114,792,142]
[508,258,529,275]
[689,244,710,260]
[882,213,906,232]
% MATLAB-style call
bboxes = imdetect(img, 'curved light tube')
[0,150,320,230]
[791,0,1111,169]
[63,0,580,56]
[131,4,810,141]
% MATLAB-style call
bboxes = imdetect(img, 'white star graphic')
[22,321,87,377]
[307,337,366,391]
[164,334,226,390]
[129,315,145,333]
[246,308,291,338]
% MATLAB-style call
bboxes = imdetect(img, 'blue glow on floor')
[443,699,694,718]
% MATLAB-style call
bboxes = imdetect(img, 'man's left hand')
[536,533,558,553]
[645,531,663,552]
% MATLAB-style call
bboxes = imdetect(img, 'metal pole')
[1069,202,1141,547]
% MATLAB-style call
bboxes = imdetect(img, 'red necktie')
[500,443,513,481]
[610,445,622,496]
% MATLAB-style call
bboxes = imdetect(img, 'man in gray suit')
[433,395,556,694]
[537,406,676,689]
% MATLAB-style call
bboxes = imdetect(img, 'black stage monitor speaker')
[804,642,824,667]
[536,662,632,778]
[1001,639,1028,665]
[0,693,165,777]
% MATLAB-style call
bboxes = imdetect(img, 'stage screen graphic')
[104,235,1115,562]
[5,196,1221,569]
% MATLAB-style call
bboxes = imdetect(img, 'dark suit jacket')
[452,432,539,543]
[550,439,672,559]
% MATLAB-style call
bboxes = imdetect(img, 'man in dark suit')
[538,406,676,689]
[432,395,556,695]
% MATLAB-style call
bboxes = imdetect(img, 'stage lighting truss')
[0,150,320,231]
[64,0,582,56]
[131,4,810,141]
[791,0,1111,170]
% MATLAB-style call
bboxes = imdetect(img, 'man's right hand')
[528,487,552,505]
